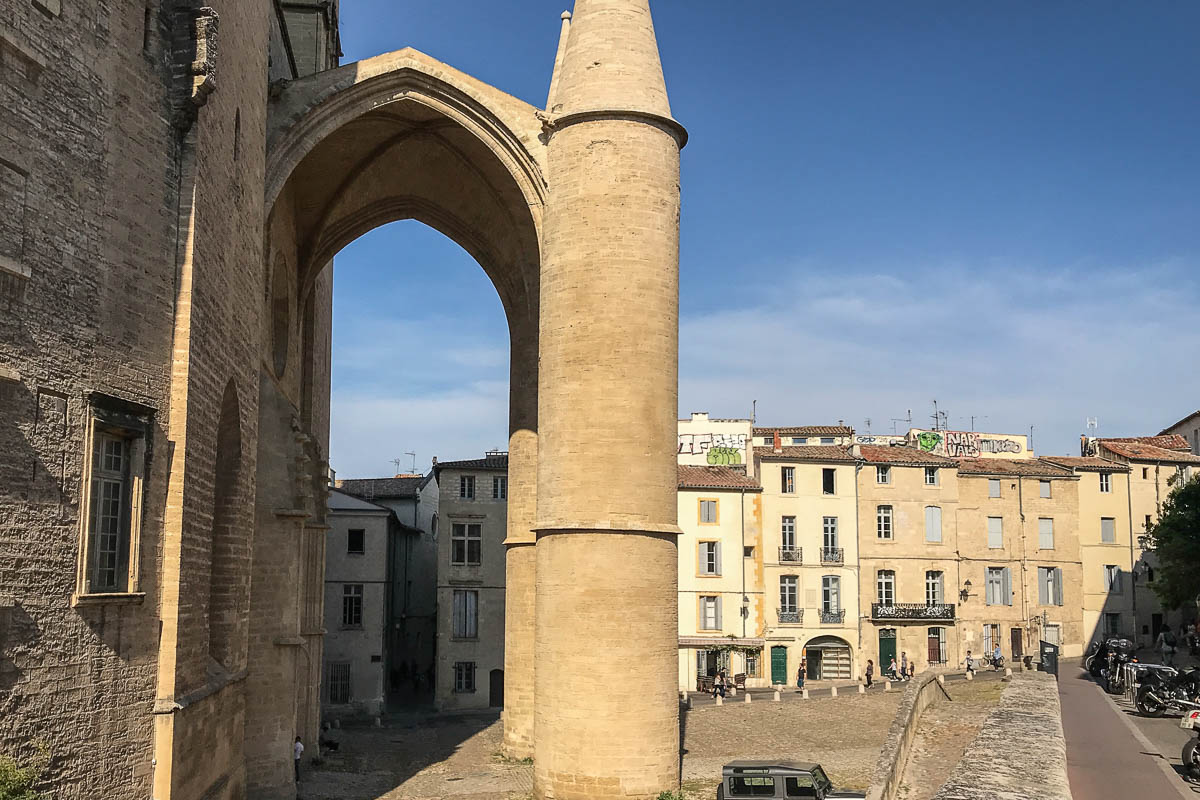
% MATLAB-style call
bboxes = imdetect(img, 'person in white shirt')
[293,736,304,782]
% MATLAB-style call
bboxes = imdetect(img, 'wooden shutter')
[1054,568,1063,605]
[1038,568,1048,605]
[1002,568,1012,606]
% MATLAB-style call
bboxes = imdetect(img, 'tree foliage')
[1145,474,1200,610]
[0,749,45,800]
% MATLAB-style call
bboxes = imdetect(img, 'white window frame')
[876,570,895,605]
[342,583,363,628]
[1104,565,1121,593]
[925,571,944,605]
[876,465,891,484]
[699,595,722,630]
[877,505,893,540]
[1038,566,1064,606]
[459,475,475,499]
[986,567,1012,606]
[821,575,841,614]
[1099,472,1112,493]
[781,466,795,494]
[779,576,798,614]
[453,661,476,693]
[699,541,721,576]
[925,467,939,486]
[822,516,838,548]
[781,516,796,550]
[492,475,507,500]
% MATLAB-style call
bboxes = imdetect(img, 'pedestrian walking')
[888,656,900,680]
[796,661,806,691]
[965,650,975,676]
[293,736,304,782]
[865,659,874,689]
[1157,628,1177,667]
[712,670,727,699]
[900,652,909,681]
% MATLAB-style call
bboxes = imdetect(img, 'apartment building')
[753,425,854,449]
[1159,411,1200,456]
[857,445,961,675]
[678,412,753,467]
[755,443,860,684]
[955,458,1084,664]
[1042,456,1135,646]
[676,465,765,689]
[1090,437,1200,642]
[433,453,509,710]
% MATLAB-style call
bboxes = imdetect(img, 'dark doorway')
[489,668,504,708]
[1152,613,1164,641]
[1011,627,1023,661]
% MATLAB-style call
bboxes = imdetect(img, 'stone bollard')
[744,692,751,704]
[773,690,781,702]
[373,716,382,728]
[830,686,838,697]
[858,684,865,694]
[802,688,809,700]
[730,686,737,697]
[716,695,723,706]
[333,719,341,729]
[966,671,974,681]
[686,695,693,710]
[1005,667,1012,677]
[936,674,945,685]
[682,691,688,703]
[885,680,891,692]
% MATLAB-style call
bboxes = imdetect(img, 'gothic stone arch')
[253,2,686,796]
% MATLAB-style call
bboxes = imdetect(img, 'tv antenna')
[1086,417,1098,436]
[391,458,404,474]
[864,417,872,434]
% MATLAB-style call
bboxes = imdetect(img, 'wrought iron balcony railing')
[871,602,956,621]
[820,547,844,564]
[778,609,803,624]
[820,609,845,624]
[778,547,803,563]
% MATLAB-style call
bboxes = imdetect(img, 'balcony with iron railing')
[778,547,803,564]
[820,547,844,564]
[871,602,956,621]
[778,609,803,624]
[819,609,845,624]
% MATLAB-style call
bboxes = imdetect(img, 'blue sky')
[330,1,1200,478]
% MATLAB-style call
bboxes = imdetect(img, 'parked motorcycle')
[1135,666,1200,717]
[1087,637,1132,679]
[1181,709,1200,782]
[1102,640,1138,694]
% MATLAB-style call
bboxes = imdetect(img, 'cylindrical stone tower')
[535,1,687,797]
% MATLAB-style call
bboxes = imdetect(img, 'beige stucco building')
[954,458,1084,663]
[675,466,765,689]
[678,412,753,468]
[755,444,861,684]
[857,445,961,676]
[433,454,509,711]
[1160,411,1200,456]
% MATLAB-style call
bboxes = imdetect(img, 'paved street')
[1060,668,1198,800]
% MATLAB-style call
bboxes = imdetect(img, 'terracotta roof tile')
[956,458,1074,478]
[858,445,956,466]
[1102,435,1191,452]
[677,465,762,491]
[1097,441,1200,464]
[753,445,857,463]
[1040,456,1130,473]
[752,426,853,437]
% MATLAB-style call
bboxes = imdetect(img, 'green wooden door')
[770,646,788,685]
[878,629,897,671]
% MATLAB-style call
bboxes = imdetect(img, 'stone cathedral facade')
[0,2,686,799]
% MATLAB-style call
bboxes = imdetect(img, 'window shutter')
[715,541,722,576]
[1002,568,1012,606]
[715,596,723,629]
[1038,569,1048,605]
[1054,568,1063,605]
[925,506,942,542]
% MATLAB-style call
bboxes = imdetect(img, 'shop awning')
[678,637,765,649]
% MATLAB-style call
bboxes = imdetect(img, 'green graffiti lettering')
[706,447,742,466]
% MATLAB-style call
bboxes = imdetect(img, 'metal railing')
[819,609,845,624]
[820,547,844,564]
[778,610,803,624]
[871,603,956,621]
[778,547,803,563]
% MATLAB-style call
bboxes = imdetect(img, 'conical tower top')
[549,0,674,120]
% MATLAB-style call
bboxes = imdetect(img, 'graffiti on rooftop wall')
[678,433,747,465]
[914,430,1024,458]
[855,435,906,446]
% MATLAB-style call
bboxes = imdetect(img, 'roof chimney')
[773,431,782,454]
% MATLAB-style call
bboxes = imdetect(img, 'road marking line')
[1092,683,1197,800]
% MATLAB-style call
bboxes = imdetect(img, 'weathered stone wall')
[866,671,952,800]
[931,672,1071,800]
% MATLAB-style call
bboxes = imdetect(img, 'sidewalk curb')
[1093,683,1198,800]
